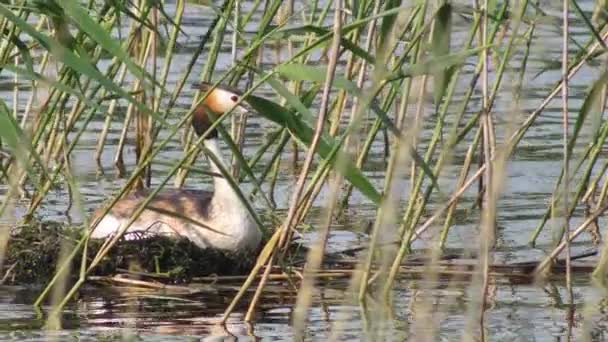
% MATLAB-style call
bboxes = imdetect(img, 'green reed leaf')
[571,71,608,150]
[265,76,316,124]
[59,0,161,90]
[391,46,488,80]
[245,95,382,204]
[379,0,402,48]
[431,3,452,106]
[0,102,19,151]
[272,25,375,64]
[275,63,441,193]
[275,4,420,65]
[0,100,48,191]
[1,33,35,74]
[571,0,607,49]
[0,4,167,125]
[3,64,102,113]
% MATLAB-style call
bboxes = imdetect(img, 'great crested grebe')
[89,83,262,255]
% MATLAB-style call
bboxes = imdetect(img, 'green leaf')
[391,45,489,80]
[0,100,48,191]
[1,33,35,74]
[272,25,375,64]
[379,0,403,48]
[276,64,359,93]
[245,95,382,204]
[3,64,103,113]
[0,102,19,149]
[104,0,158,33]
[0,4,167,126]
[59,0,161,90]
[488,0,498,15]
[275,63,441,192]
[571,71,608,151]
[275,5,419,64]
[571,0,607,49]
[265,76,316,125]
[431,3,452,105]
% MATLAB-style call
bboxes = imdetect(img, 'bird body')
[90,84,262,255]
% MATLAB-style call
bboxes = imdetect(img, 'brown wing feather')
[92,189,214,225]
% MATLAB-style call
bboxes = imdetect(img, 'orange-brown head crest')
[192,83,249,139]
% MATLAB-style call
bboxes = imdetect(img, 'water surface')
[1,1,607,340]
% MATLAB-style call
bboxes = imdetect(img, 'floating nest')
[4,221,598,288]
[1,220,258,285]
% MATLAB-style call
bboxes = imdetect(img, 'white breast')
[199,200,261,253]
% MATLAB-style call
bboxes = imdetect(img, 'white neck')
[201,137,261,253]
[203,138,238,200]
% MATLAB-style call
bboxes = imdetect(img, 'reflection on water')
[2,277,608,340]
[1,0,608,340]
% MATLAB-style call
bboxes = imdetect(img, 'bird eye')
[230,95,238,102]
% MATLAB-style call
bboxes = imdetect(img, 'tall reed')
[1,0,608,339]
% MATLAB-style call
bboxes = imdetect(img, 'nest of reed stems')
[1,219,257,285]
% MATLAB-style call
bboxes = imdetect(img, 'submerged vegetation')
[1,0,608,339]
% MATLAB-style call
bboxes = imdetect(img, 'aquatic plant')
[0,0,607,339]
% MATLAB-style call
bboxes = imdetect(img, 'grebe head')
[192,83,250,137]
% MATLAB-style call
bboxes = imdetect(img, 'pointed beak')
[236,101,253,115]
